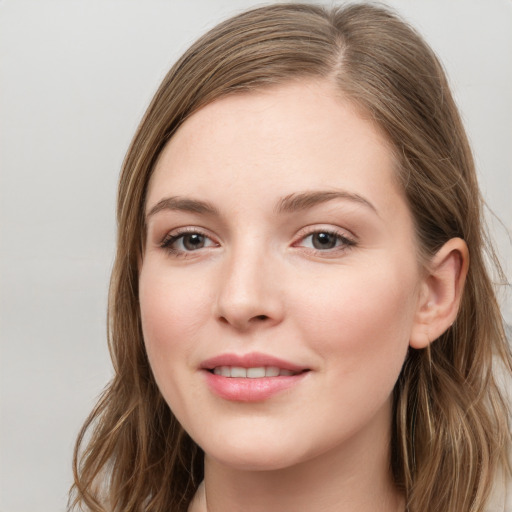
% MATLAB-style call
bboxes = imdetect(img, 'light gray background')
[1,1,511,511]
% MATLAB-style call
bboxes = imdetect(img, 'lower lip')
[203,371,307,402]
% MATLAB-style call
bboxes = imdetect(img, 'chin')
[200,434,308,472]
[208,450,302,472]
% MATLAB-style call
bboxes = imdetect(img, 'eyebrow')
[146,189,378,221]
[275,190,378,215]
[146,196,219,219]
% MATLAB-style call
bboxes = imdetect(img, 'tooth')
[213,366,297,378]
[265,366,280,377]
[230,366,247,378]
[247,367,266,378]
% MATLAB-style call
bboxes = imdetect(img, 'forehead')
[147,80,404,219]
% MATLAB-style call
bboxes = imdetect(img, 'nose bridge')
[214,235,282,329]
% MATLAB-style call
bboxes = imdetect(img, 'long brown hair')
[70,4,511,511]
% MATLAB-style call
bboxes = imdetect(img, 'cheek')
[138,265,212,398]
[140,266,209,344]
[293,263,417,386]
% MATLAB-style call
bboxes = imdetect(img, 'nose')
[213,243,284,331]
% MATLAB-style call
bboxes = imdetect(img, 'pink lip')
[200,352,306,372]
[200,352,309,402]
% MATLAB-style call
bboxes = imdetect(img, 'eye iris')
[312,232,337,250]
[183,233,205,250]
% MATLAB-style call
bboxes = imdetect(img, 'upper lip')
[200,352,308,372]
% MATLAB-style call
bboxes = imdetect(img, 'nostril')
[217,314,269,326]
[216,308,278,328]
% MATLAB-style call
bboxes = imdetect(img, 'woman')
[70,3,511,511]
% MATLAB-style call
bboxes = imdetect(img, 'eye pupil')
[183,233,205,250]
[312,232,337,250]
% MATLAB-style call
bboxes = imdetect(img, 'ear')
[409,238,469,349]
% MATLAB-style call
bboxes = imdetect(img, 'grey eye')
[311,232,339,250]
[182,233,206,250]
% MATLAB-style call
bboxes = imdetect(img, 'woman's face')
[140,81,425,471]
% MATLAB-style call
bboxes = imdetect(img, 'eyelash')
[160,227,218,258]
[159,227,357,258]
[293,228,356,256]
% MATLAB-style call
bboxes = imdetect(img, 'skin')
[139,80,468,512]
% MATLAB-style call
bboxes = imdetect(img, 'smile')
[211,366,300,378]
[201,352,310,401]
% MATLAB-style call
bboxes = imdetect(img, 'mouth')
[200,352,309,376]
[200,352,310,401]
[209,366,305,378]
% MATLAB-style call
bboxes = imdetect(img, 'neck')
[190,403,405,512]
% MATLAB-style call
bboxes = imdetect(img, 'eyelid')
[292,225,357,253]
[160,226,211,244]
[294,224,357,241]
[157,224,356,258]
[159,226,220,255]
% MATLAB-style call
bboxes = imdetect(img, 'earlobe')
[409,238,469,349]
